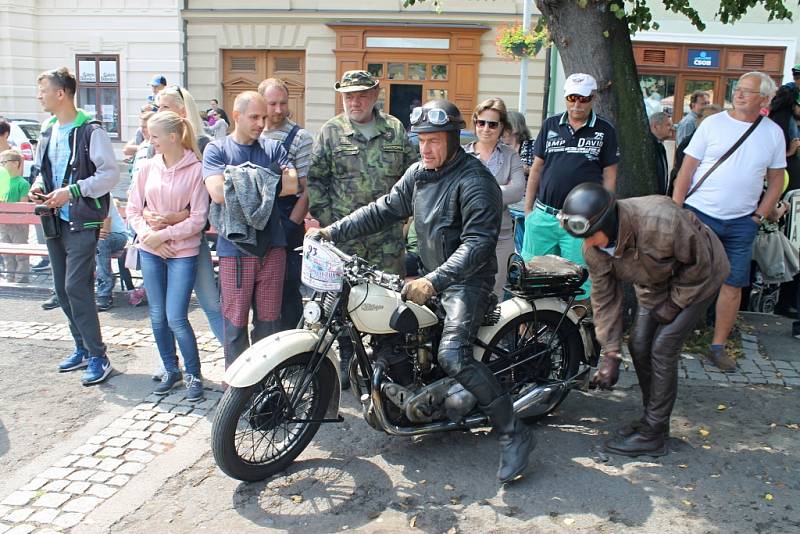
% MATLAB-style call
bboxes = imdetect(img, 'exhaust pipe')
[513,367,590,419]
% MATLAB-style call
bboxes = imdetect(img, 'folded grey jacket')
[208,163,280,246]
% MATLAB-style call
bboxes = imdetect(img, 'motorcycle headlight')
[303,301,323,325]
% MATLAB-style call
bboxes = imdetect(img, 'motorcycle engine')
[371,334,414,386]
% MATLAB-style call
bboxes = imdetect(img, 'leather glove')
[589,352,621,390]
[307,226,332,241]
[401,278,436,305]
[652,299,682,325]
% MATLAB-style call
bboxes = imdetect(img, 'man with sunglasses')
[308,70,417,387]
[312,100,534,483]
[560,183,729,457]
[521,73,618,300]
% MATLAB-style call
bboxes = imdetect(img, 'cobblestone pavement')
[0,317,797,533]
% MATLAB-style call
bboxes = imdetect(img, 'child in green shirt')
[0,149,31,282]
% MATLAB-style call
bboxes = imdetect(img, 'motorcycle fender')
[472,297,595,363]
[224,329,341,419]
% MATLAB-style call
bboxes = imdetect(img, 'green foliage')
[405,0,797,35]
[495,23,550,59]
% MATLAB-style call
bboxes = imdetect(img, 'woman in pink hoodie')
[127,111,210,401]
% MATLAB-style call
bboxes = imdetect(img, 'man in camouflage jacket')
[308,70,417,277]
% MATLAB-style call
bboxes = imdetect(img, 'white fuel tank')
[348,283,438,334]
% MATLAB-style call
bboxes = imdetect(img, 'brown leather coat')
[585,196,729,353]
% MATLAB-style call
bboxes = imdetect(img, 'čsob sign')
[688,49,720,69]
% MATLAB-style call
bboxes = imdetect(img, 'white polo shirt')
[684,111,785,220]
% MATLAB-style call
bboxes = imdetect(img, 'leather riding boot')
[605,424,667,457]
[482,394,535,482]
[616,417,670,438]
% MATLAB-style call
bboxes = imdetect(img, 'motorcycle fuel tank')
[348,283,438,334]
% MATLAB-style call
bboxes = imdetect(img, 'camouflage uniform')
[308,109,417,275]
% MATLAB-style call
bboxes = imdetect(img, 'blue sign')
[688,49,720,69]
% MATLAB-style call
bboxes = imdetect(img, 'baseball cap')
[334,70,379,93]
[148,75,167,87]
[564,73,598,97]
[792,63,800,74]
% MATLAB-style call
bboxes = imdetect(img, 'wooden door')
[221,50,306,127]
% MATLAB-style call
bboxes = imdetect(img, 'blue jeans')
[686,206,758,288]
[194,236,224,344]
[95,232,128,298]
[509,208,526,254]
[139,250,201,376]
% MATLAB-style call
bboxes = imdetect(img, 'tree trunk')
[536,0,659,198]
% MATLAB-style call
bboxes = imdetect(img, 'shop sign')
[688,49,720,68]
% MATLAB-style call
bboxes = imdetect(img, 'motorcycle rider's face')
[584,230,610,248]
[418,131,449,170]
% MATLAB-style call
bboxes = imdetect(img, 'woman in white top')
[463,97,525,299]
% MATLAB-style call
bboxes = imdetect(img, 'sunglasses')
[410,107,454,127]
[566,94,593,103]
[475,119,500,129]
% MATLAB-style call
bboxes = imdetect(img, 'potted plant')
[496,23,550,60]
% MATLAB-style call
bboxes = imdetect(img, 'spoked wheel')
[211,352,333,481]
[482,310,581,422]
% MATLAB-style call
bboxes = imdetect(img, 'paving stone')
[0,504,8,517]
[31,493,70,509]
[96,447,125,458]
[36,528,63,534]
[2,492,37,507]
[62,496,102,514]
[147,421,168,433]
[27,508,59,524]
[72,456,102,469]
[18,479,48,492]
[4,525,34,534]
[171,416,197,427]
[121,430,151,440]
[133,411,155,421]
[66,470,96,482]
[95,458,124,472]
[150,433,178,445]
[740,332,758,342]
[52,512,84,529]
[108,418,136,429]
[191,409,208,417]
[51,455,79,468]
[144,394,163,403]
[168,404,192,415]
[149,443,169,454]
[195,398,218,410]
[88,471,114,484]
[115,462,145,475]
[40,481,69,493]
[126,439,152,450]
[86,484,117,500]
[39,467,74,480]
[64,481,91,494]
[106,475,130,487]
[152,412,176,422]
[687,372,709,381]
[2,508,33,523]
[86,435,109,445]
[104,437,132,448]
[72,444,102,456]
[707,372,729,382]
[729,375,750,383]
[765,377,786,386]
[165,425,190,437]
[97,427,125,438]
[124,450,155,464]
[135,402,158,411]
[129,420,152,431]
[773,360,794,369]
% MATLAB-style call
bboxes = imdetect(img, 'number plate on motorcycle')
[301,237,345,292]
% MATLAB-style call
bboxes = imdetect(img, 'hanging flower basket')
[496,23,550,60]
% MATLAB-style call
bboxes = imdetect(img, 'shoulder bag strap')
[281,124,301,154]
[685,115,763,199]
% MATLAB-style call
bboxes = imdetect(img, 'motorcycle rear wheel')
[483,310,582,422]
[211,352,333,481]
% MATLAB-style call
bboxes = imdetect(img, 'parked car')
[7,119,40,182]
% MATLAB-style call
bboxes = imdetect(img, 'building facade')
[0,0,183,140]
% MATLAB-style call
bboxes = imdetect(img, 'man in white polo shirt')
[673,71,786,372]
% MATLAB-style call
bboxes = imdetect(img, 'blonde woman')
[463,98,525,299]
[126,112,209,401]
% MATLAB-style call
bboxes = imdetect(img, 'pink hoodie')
[126,148,210,258]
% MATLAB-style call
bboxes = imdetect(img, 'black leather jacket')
[329,148,502,292]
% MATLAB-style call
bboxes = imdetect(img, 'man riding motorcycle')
[312,99,534,483]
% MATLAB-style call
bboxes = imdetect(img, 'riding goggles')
[556,210,598,236]
[410,107,453,127]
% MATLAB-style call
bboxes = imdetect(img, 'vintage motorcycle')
[211,238,600,482]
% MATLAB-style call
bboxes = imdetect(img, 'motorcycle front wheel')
[211,352,334,482]
[483,310,582,422]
